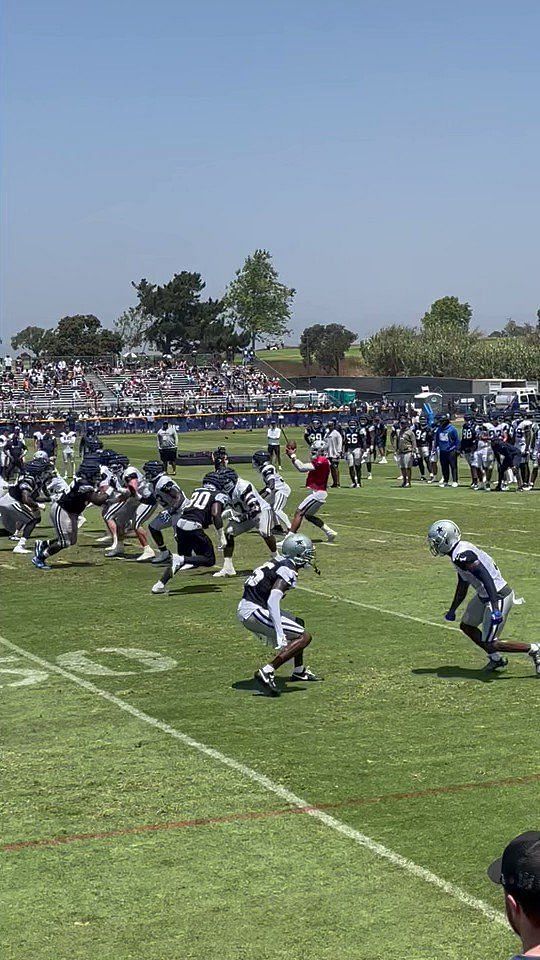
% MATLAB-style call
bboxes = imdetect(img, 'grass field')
[3,427,539,960]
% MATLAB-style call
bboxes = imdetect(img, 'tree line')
[361,297,540,379]
[10,250,295,359]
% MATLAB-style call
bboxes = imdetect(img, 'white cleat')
[8,535,20,542]
[13,543,31,554]
[367,474,372,480]
[151,581,167,594]
[451,481,459,488]
[325,528,337,542]
[171,553,185,575]
[213,566,236,578]
[135,545,156,562]
[378,457,387,464]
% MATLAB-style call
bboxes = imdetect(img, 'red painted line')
[3,771,539,854]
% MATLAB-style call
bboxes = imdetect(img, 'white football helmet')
[280,532,315,568]
[427,520,461,556]
[310,439,327,457]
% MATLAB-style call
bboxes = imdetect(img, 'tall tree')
[132,272,225,354]
[361,325,419,376]
[299,324,325,368]
[421,296,472,334]
[223,250,295,350]
[10,325,52,357]
[310,323,357,375]
[49,315,123,357]
[113,306,150,352]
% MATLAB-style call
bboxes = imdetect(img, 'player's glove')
[217,528,227,551]
[491,609,504,624]
[444,610,456,621]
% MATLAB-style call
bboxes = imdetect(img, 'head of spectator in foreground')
[488,832,540,956]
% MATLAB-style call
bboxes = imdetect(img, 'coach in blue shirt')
[433,415,459,487]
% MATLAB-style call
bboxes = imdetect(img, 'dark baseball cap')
[488,832,540,892]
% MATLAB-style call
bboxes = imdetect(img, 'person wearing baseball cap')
[488,832,540,957]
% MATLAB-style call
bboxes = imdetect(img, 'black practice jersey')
[413,425,431,448]
[460,423,478,451]
[6,440,26,461]
[180,487,228,528]
[58,478,96,515]
[343,429,362,451]
[304,427,324,446]
[242,557,297,606]
[8,475,39,504]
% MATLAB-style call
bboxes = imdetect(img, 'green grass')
[257,345,364,362]
[3,427,539,959]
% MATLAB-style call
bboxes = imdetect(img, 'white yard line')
[333,522,539,559]
[0,634,505,928]
[297,585,459,634]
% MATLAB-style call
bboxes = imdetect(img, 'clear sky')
[1,0,539,346]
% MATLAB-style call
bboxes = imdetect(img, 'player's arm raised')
[287,447,312,473]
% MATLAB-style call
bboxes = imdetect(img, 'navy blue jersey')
[304,427,324,446]
[460,423,478,451]
[343,429,362,451]
[180,487,228,528]
[413,425,431,447]
[8,474,40,504]
[58,478,96,515]
[242,557,297,606]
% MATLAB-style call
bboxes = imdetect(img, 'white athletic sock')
[223,557,235,572]
[262,664,274,675]
[530,643,539,653]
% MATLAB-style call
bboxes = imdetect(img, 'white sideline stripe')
[297,586,459,633]
[334,522,540,559]
[0,634,505,927]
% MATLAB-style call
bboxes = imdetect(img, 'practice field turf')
[2,428,539,960]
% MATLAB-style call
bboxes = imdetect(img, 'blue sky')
[2,0,539,345]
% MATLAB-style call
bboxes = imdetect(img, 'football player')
[304,417,324,448]
[427,520,540,674]
[237,532,321,696]
[285,439,337,541]
[474,421,495,490]
[413,417,433,482]
[252,450,291,532]
[511,417,533,488]
[325,417,343,488]
[105,462,157,560]
[32,458,109,569]
[95,450,129,546]
[141,461,187,563]
[527,419,540,490]
[491,437,524,492]
[460,414,479,488]
[343,419,363,487]
[215,469,277,578]
[151,471,230,594]
[359,417,375,480]
[373,416,388,463]
[0,459,45,553]
[3,428,27,480]
[59,425,77,479]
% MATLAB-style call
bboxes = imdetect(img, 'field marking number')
[0,647,177,689]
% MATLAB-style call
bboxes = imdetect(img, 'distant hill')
[256,346,370,377]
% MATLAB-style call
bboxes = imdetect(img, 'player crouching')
[427,519,540,674]
[285,439,337,541]
[237,533,322,696]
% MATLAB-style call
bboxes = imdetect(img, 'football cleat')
[325,528,337,542]
[105,546,125,558]
[483,656,508,673]
[135,545,155,562]
[151,581,167,594]
[290,667,323,682]
[528,645,540,676]
[254,668,279,697]
[151,549,171,564]
[213,566,236,577]
[31,556,51,570]
[13,543,31,554]
[171,553,185,575]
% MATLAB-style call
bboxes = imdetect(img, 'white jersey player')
[427,519,539,675]
[59,430,77,478]
[214,469,277,578]
[251,449,291,532]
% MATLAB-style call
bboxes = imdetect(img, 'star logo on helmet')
[436,525,445,535]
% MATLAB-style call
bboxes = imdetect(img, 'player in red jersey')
[286,439,337,541]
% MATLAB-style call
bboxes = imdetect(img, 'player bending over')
[427,520,540,674]
[142,461,186,563]
[285,439,337,541]
[237,532,322,696]
[32,458,108,569]
[151,472,229,594]
[0,459,46,553]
